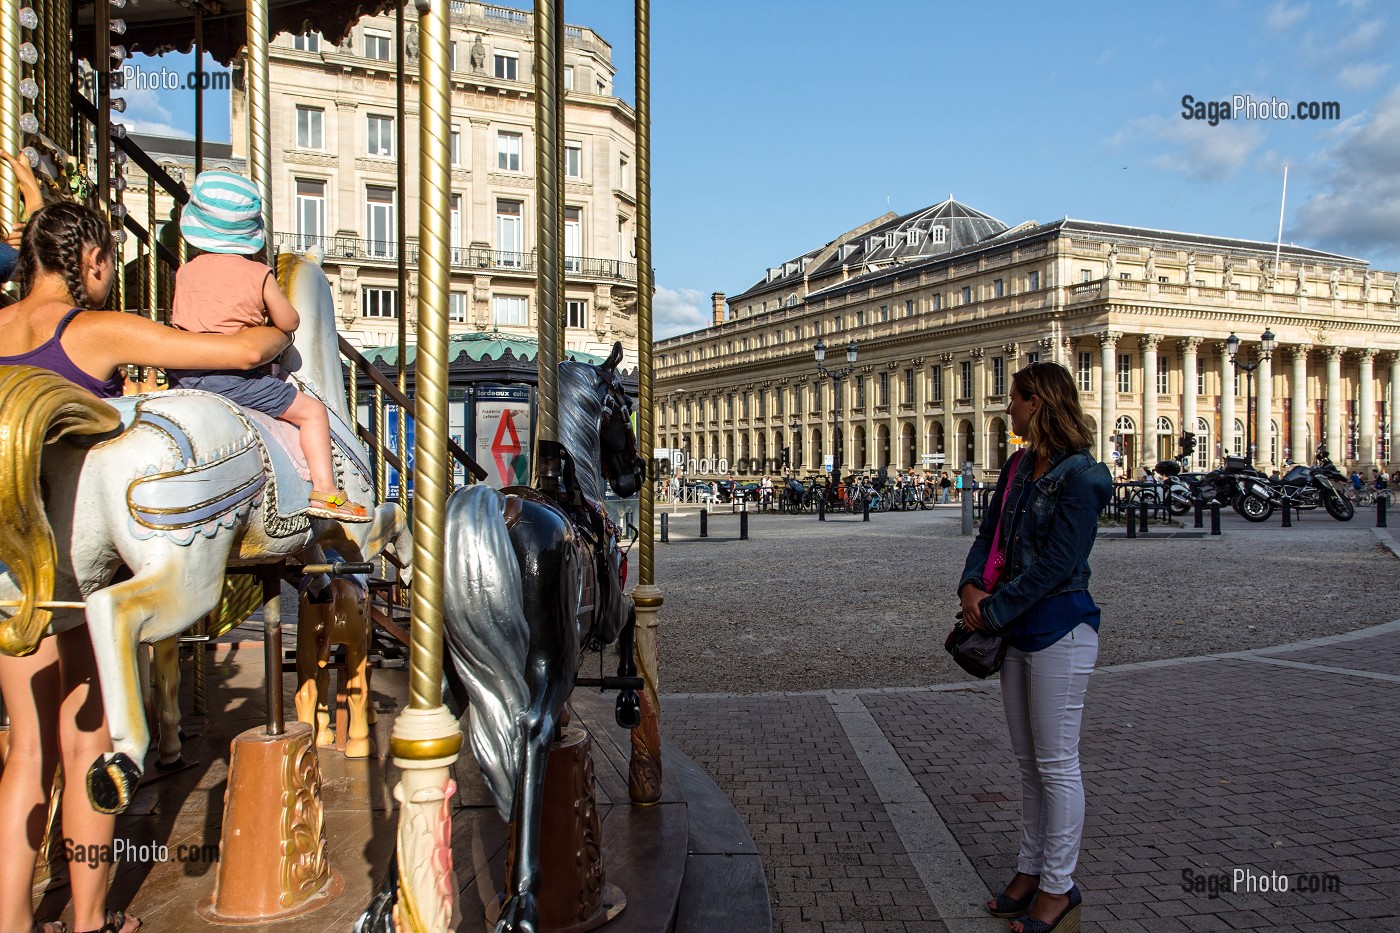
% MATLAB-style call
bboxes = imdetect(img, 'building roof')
[128,134,236,163]
[358,331,607,370]
[730,198,1010,303]
[1057,218,1368,265]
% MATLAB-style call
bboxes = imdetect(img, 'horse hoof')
[344,737,371,758]
[493,893,539,933]
[615,691,641,729]
[86,752,142,814]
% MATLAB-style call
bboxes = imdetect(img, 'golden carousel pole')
[0,0,20,240]
[389,2,462,931]
[628,0,664,805]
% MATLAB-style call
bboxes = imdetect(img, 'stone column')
[941,352,956,470]
[887,366,900,469]
[1219,343,1235,460]
[1359,348,1377,467]
[912,356,927,466]
[1141,334,1161,464]
[1256,349,1272,468]
[971,348,987,471]
[1179,337,1201,448]
[1326,346,1344,460]
[1290,345,1310,463]
[862,367,876,471]
[1390,353,1400,470]
[1098,332,1119,463]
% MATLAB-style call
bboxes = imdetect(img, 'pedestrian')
[954,471,963,502]
[1269,469,1281,482]
[957,362,1111,933]
[1351,470,1363,491]
[940,471,952,504]
[668,474,680,502]
[1373,468,1388,493]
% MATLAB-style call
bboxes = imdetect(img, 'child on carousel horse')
[168,170,370,522]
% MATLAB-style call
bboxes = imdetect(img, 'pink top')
[172,254,273,335]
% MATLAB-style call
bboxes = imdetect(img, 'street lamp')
[814,338,859,500]
[1225,328,1276,463]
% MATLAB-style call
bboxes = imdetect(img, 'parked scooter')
[1235,446,1354,522]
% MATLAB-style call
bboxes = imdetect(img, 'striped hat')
[180,170,265,254]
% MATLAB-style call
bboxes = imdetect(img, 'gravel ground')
[631,504,1400,695]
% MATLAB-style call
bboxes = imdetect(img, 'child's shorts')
[169,367,297,417]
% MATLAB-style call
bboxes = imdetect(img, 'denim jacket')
[957,447,1112,635]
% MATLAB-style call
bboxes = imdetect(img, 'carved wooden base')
[200,721,343,924]
[489,727,627,932]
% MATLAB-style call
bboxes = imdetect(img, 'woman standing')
[956,362,1111,933]
[0,201,288,933]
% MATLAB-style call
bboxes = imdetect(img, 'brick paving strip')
[666,618,1400,932]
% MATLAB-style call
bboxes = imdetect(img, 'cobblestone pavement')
[650,507,1400,932]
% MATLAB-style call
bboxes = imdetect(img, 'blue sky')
[129,0,1400,338]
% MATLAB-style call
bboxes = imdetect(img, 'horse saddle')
[110,391,370,544]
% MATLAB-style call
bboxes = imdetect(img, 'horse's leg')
[151,636,184,767]
[83,564,225,814]
[337,582,371,758]
[295,590,334,747]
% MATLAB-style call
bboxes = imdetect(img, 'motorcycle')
[1192,455,1269,518]
[1236,447,1354,522]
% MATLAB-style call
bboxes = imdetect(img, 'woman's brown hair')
[1012,362,1096,457]
[14,201,114,304]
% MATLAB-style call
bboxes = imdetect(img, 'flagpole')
[1274,164,1288,271]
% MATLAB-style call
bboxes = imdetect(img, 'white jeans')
[999,623,1098,895]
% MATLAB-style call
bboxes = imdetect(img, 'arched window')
[1115,416,1135,433]
[1195,417,1212,470]
[1156,416,1174,462]
[1232,419,1245,457]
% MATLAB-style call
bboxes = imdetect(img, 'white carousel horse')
[0,249,409,813]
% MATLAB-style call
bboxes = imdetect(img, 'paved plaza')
[649,505,1400,931]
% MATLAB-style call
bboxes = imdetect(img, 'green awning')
[357,331,606,370]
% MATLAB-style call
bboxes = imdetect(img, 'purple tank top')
[0,308,124,399]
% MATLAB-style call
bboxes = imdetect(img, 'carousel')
[0,1,768,931]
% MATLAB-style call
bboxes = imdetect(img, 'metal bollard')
[740,510,749,540]
[660,512,669,543]
[863,496,870,522]
[1138,500,1149,534]
[1281,496,1292,527]
[818,492,826,521]
[1209,502,1221,535]
[1194,501,1204,528]
[1126,504,1137,538]
[1379,496,1388,528]
[961,462,974,536]
[700,508,708,538]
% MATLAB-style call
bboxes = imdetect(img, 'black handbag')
[944,618,1008,679]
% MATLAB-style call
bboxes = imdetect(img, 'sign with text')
[475,386,532,488]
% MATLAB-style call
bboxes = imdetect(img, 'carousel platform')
[29,634,770,933]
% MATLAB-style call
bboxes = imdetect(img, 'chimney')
[711,291,726,326]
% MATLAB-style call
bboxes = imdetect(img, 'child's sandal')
[307,489,372,523]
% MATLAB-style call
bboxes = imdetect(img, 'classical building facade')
[655,199,1400,479]
[125,2,639,366]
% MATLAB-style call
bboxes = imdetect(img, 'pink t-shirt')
[172,254,273,335]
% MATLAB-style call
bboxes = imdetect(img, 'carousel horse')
[0,248,409,814]
[440,341,645,933]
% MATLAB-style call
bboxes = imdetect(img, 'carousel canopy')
[359,332,608,371]
[75,0,398,66]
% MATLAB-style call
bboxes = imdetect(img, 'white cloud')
[1300,17,1385,62]
[1265,1,1309,31]
[119,85,193,139]
[653,285,710,340]
[1111,115,1266,183]
[1291,85,1400,257]
[1338,61,1390,89]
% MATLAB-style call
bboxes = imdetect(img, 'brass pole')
[390,7,462,927]
[533,0,565,461]
[245,0,272,248]
[396,3,409,480]
[628,0,664,806]
[146,179,158,319]
[0,0,21,227]
[375,383,387,500]
[635,0,655,586]
[406,0,450,713]
[94,0,110,212]
[194,10,203,178]
[48,0,67,154]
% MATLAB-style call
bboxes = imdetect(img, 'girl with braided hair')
[0,201,288,933]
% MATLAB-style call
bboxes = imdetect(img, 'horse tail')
[442,484,530,822]
[0,366,121,657]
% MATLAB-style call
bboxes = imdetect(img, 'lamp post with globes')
[814,338,858,503]
[1225,328,1276,463]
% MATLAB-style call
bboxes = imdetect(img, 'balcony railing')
[287,234,637,282]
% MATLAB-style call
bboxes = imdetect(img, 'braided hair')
[14,201,114,306]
